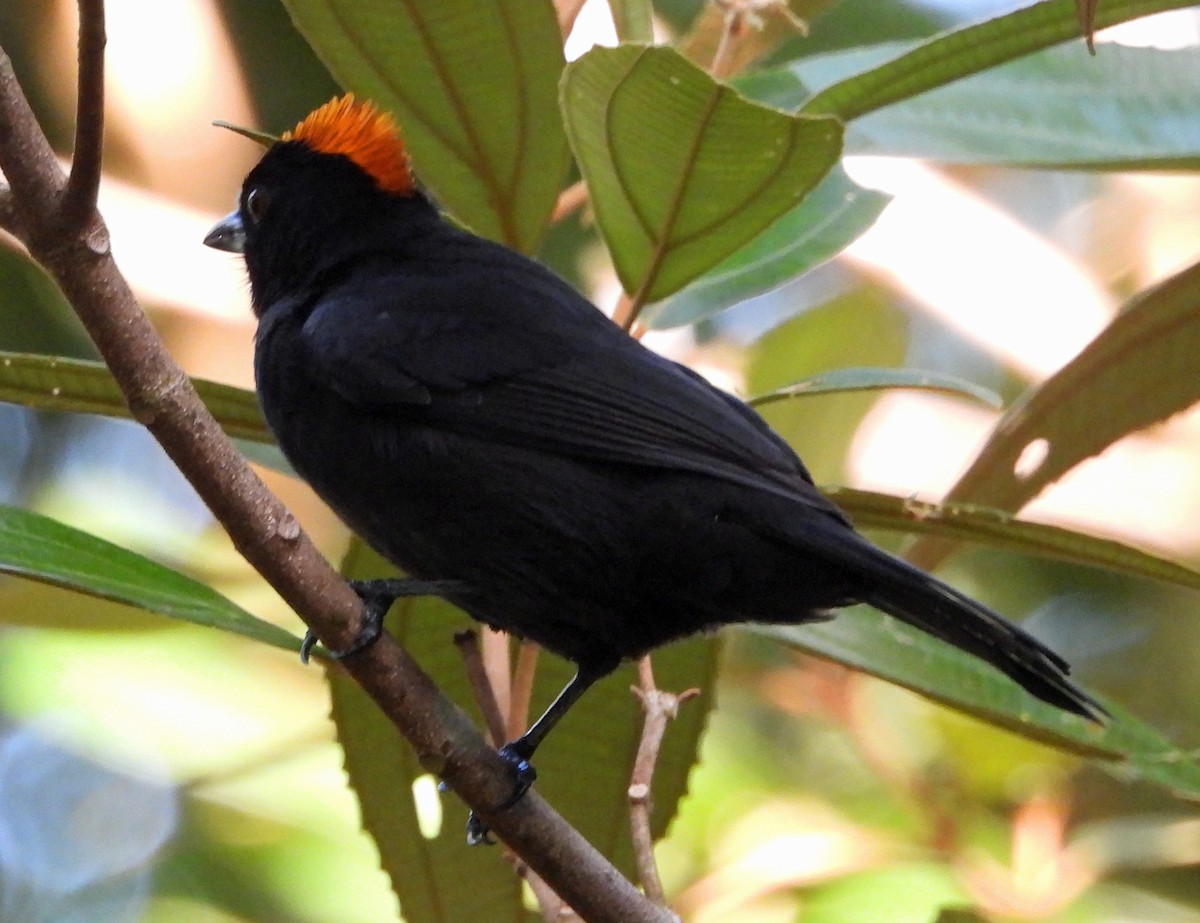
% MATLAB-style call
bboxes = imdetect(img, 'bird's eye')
[245,186,272,224]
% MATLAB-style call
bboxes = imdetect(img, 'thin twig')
[481,626,513,726]
[551,180,589,225]
[61,0,105,228]
[629,656,700,906]
[514,854,584,923]
[454,631,508,745]
[0,11,676,922]
[0,52,67,224]
[612,292,636,331]
[709,9,741,80]
[457,633,582,920]
[510,640,541,742]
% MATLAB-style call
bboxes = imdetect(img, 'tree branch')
[630,657,699,905]
[0,49,66,227]
[62,0,105,228]
[455,630,508,745]
[0,9,674,923]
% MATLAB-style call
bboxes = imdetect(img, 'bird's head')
[204,95,433,311]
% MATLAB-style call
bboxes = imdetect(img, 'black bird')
[205,95,1105,817]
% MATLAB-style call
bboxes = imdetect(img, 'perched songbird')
[205,95,1104,818]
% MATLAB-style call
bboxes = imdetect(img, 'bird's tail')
[820,529,1108,722]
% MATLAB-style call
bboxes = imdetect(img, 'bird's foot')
[465,743,538,846]
[299,578,460,663]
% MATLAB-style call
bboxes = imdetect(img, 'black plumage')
[206,112,1104,803]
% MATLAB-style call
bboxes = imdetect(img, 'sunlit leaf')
[644,167,889,329]
[905,257,1200,570]
[0,505,298,651]
[561,44,842,306]
[750,367,1001,410]
[742,43,1200,168]
[801,863,969,923]
[330,543,717,922]
[281,0,570,252]
[800,0,1199,122]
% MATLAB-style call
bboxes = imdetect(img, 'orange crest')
[283,95,414,195]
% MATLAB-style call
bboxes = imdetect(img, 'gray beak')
[204,210,246,253]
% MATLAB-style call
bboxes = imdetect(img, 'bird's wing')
[301,263,847,518]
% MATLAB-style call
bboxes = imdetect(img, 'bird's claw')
[465,744,538,846]
[299,578,458,664]
[299,620,382,664]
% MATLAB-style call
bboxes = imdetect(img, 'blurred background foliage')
[1,0,1200,921]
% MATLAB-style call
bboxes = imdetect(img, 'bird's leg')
[300,577,461,663]
[466,663,608,846]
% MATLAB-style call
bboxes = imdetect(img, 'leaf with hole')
[904,257,1200,570]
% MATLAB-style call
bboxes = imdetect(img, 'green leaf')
[0,351,292,473]
[801,864,968,923]
[905,257,1200,570]
[0,351,271,443]
[330,543,718,922]
[744,43,1200,169]
[0,505,299,651]
[757,609,1200,798]
[750,367,1001,410]
[800,0,1199,123]
[561,44,842,306]
[830,487,1200,594]
[280,0,570,252]
[644,166,889,329]
[934,912,990,923]
[0,246,93,356]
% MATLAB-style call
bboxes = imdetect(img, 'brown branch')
[0,16,675,923]
[62,0,105,228]
[455,633,583,921]
[629,656,700,906]
[510,639,541,741]
[709,9,741,81]
[0,53,67,226]
[551,180,589,225]
[455,630,508,746]
[527,875,580,922]
[481,626,513,721]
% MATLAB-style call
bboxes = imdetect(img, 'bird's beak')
[204,210,246,253]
